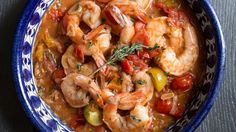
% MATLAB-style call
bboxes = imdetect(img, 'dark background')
[0,0,235,131]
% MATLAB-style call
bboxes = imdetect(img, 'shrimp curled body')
[103,96,152,132]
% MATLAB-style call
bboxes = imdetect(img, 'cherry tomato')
[68,108,86,129]
[121,59,134,75]
[171,73,193,91]
[137,49,150,59]
[131,31,150,46]
[155,2,189,27]
[134,21,146,31]
[52,68,66,84]
[155,99,173,114]
[171,104,184,119]
[131,21,150,45]
[74,45,85,62]
[94,125,106,132]
[127,55,148,70]
[149,49,161,58]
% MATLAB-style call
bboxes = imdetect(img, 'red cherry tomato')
[155,2,189,27]
[131,31,150,46]
[171,104,184,118]
[127,55,148,70]
[137,49,150,59]
[52,68,66,84]
[68,108,86,129]
[131,21,150,45]
[121,59,134,75]
[171,74,193,91]
[74,45,85,62]
[149,49,161,58]
[155,99,173,114]
[134,21,146,31]
[94,125,106,132]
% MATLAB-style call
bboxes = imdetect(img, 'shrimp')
[97,0,152,11]
[158,23,199,76]
[62,24,111,74]
[62,1,102,43]
[118,70,154,110]
[146,17,169,48]
[96,0,111,3]
[103,4,135,44]
[61,73,90,108]
[108,0,149,23]
[85,24,112,53]
[61,73,105,108]
[103,96,152,132]
[135,0,153,10]
[61,45,80,74]
[121,72,134,93]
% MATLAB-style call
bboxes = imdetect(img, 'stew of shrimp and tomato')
[33,0,204,131]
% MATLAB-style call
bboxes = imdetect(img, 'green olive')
[148,68,167,92]
[84,101,103,126]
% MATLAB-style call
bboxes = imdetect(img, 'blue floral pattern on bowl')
[12,0,226,131]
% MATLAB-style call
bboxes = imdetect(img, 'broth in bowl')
[33,0,205,131]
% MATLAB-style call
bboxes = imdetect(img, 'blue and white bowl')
[12,0,226,131]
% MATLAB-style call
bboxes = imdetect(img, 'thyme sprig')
[89,43,161,76]
[89,44,143,76]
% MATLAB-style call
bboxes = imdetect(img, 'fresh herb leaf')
[76,64,81,70]
[133,66,138,70]
[130,115,141,123]
[89,44,143,76]
[118,77,123,84]
[147,44,160,51]
[88,42,93,49]
[153,44,160,49]
[156,57,160,62]
[137,80,144,85]
[131,18,136,23]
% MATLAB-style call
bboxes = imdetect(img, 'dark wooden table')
[0,0,235,131]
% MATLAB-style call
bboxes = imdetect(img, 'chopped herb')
[88,42,93,48]
[118,77,123,84]
[147,44,160,51]
[156,57,160,62]
[76,64,81,70]
[89,44,143,76]
[119,69,123,74]
[131,18,136,23]
[88,80,92,84]
[109,61,116,66]
[130,115,142,123]
[137,80,144,85]
[133,66,138,70]
[153,44,160,49]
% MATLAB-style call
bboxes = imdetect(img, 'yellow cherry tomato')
[148,68,167,92]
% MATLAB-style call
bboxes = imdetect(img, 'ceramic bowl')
[12,0,226,131]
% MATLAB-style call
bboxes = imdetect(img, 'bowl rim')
[182,0,226,131]
[12,0,226,131]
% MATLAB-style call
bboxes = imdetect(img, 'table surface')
[0,0,235,131]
